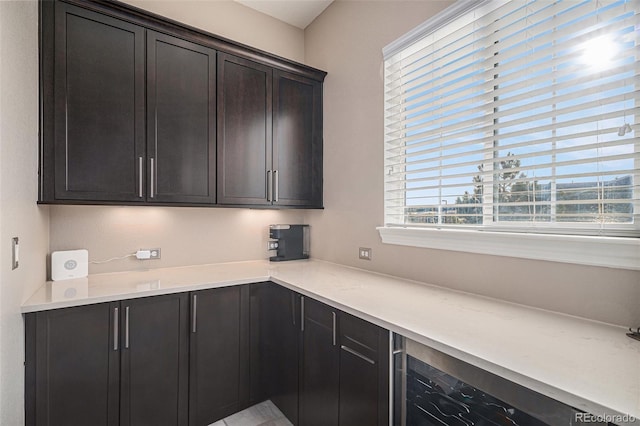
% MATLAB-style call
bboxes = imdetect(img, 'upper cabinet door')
[147,32,216,204]
[273,70,323,208]
[217,53,273,206]
[53,3,145,202]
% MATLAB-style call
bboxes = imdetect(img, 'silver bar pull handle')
[273,170,279,202]
[300,296,305,332]
[113,307,119,351]
[332,312,337,346]
[125,306,130,349]
[150,158,155,198]
[341,345,375,365]
[267,170,272,202]
[192,294,198,333]
[138,157,143,198]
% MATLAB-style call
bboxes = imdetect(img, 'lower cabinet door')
[250,282,301,424]
[119,294,189,426]
[189,286,250,425]
[338,313,390,426]
[27,302,120,426]
[249,282,271,405]
[269,285,302,425]
[299,297,339,426]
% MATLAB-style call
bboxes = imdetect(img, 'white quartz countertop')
[22,259,639,421]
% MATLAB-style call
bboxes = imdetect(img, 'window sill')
[377,227,640,270]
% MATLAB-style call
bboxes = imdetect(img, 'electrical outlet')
[359,247,372,260]
[136,248,161,260]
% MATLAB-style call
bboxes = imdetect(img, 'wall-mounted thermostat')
[51,249,89,281]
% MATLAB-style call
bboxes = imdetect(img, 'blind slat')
[386,100,640,147]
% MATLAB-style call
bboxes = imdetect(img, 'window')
[381,0,640,268]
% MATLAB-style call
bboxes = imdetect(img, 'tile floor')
[209,400,293,426]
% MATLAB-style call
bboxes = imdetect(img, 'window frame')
[380,0,640,270]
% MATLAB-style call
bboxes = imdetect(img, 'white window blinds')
[384,0,640,237]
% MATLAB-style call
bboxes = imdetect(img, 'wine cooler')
[391,334,614,426]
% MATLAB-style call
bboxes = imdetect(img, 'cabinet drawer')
[339,312,382,362]
[304,297,335,331]
[338,312,390,426]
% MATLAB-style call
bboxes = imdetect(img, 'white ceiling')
[235,0,334,29]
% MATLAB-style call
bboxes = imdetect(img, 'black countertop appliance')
[269,224,310,262]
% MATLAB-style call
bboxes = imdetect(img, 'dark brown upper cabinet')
[48,2,146,202]
[147,31,216,204]
[273,71,323,207]
[39,0,325,208]
[217,53,273,206]
[217,54,323,208]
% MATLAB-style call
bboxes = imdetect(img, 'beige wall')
[50,206,304,274]
[0,1,50,424]
[121,0,305,63]
[304,0,640,327]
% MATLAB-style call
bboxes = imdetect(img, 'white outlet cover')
[51,249,89,281]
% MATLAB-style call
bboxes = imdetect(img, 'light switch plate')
[12,237,19,270]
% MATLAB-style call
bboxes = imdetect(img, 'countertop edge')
[21,274,271,313]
